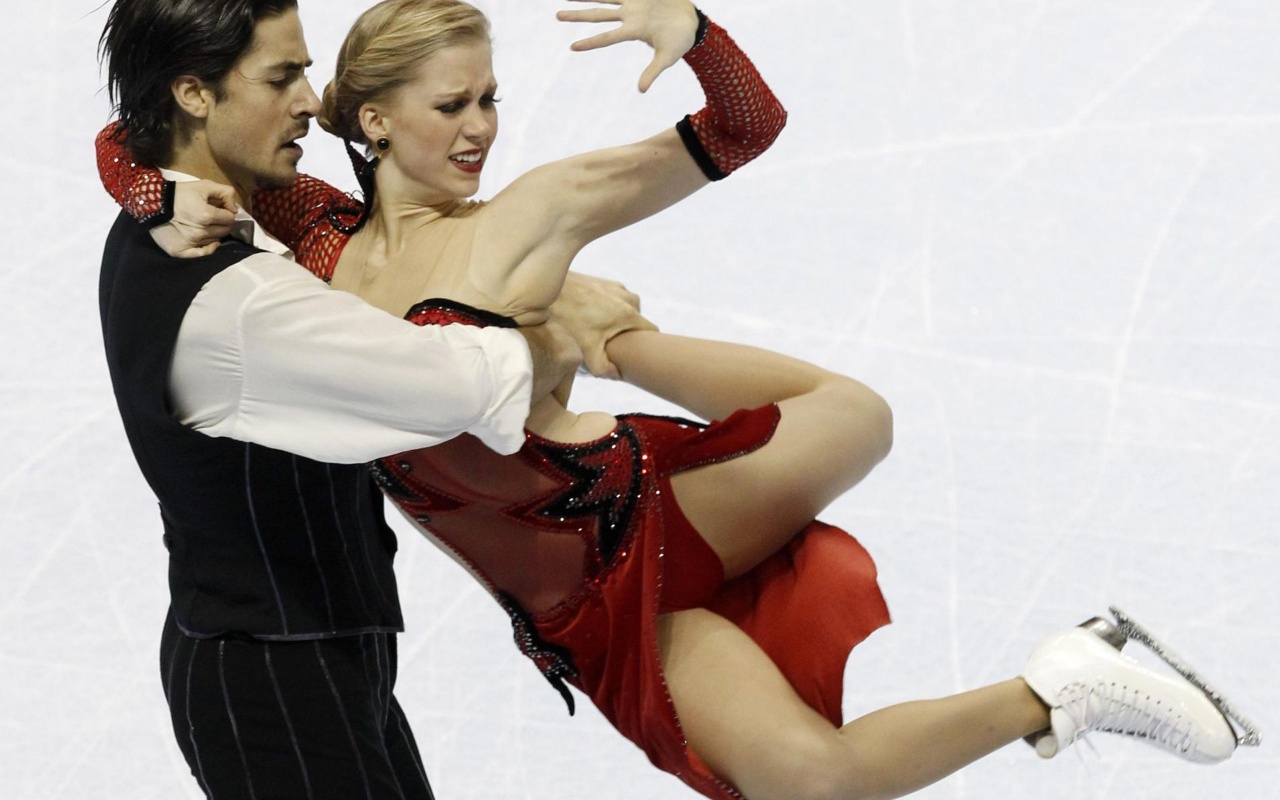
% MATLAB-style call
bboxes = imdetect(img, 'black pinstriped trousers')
[159,611,435,800]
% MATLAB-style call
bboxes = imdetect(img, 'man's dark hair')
[99,0,299,166]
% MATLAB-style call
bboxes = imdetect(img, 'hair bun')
[317,79,347,139]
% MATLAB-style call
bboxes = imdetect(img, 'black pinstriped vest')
[99,212,403,640]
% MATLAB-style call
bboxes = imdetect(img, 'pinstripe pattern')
[245,449,290,634]
[362,634,381,726]
[314,641,375,800]
[326,465,375,620]
[380,636,392,723]
[348,470,383,598]
[161,614,433,799]
[390,701,433,797]
[373,634,388,723]
[218,642,260,800]
[292,455,337,631]
[264,645,316,800]
[352,470,395,608]
[362,633,407,800]
[185,639,214,799]
[162,616,180,704]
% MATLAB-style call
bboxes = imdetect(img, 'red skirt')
[529,405,890,799]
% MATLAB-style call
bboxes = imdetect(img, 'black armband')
[676,116,728,182]
[693,8,710,48]
[139,180,177,230]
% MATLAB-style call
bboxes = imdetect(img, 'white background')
[2,0,1277,797]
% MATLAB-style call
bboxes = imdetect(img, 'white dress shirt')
[163,170,533,462]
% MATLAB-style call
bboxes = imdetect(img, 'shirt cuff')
[466,328,534,455]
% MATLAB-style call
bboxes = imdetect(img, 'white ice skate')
[1022,607,1261,763]
[1107,606,1262,749]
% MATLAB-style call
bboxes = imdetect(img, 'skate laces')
[1057,680,1198,757]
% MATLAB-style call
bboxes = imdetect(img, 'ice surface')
[2,0,1277,798]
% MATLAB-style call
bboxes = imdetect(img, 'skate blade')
[1109,606,1262,747]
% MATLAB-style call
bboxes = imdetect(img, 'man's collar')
[158,169,293,260]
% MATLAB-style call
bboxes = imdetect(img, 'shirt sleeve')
[169,252,533,462]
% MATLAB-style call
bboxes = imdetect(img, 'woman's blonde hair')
[319,0,491,146]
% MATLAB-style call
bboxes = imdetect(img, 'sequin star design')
[523,424,645,567]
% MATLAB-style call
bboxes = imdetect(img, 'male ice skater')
[97,1,645,797]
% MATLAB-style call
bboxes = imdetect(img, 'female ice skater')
[98,0,1248,797]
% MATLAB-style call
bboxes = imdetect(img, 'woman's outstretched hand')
[557,0,699,93]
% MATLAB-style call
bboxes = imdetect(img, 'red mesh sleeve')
[95,118,362,281]
[251,176,363,281]
[676,16,787,181]
[95,122,174,227]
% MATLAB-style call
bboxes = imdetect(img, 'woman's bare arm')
[468,0,785,310]
[605,331,860,423]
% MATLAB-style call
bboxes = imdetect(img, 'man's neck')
[165,144,254,214]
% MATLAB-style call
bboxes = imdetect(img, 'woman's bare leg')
[659,608,1048,800]
[613,332,1044,792]
[607,330,891,577]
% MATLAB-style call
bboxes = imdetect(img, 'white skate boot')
[1022,612,1245,764]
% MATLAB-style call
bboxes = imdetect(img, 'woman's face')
[381,40,499,203]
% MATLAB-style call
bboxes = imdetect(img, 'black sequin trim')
[332,140,377,235]
[326,198,368,236]
[499,592,578,715]
[405,297,519,329]
[140,180,177,229]
[369,459,417,502]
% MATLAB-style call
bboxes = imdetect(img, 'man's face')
[203,9,319,195]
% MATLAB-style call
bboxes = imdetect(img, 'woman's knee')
[821,377,894,463]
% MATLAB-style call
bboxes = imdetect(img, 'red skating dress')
[96,15,892,798]
[375,299,890,800]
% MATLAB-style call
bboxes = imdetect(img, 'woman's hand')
[150,180,239,258]
[549,271,657,379]
[557,0,700,93]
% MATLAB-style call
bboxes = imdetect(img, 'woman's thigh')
[669,387,890,578]
[658,608,855,800]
